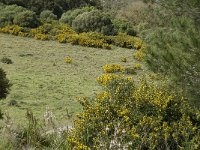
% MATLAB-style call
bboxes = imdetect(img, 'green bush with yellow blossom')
[68,76,200,149]
[0,22,146,51]
[102,64,124,73]
[0,25,28,37]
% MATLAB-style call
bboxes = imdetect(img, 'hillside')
[0,33,138,124]
[0,0,199,149]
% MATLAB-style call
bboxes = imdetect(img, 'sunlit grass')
[0,33,139,125]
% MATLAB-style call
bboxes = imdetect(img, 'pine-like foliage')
[144,0,200,106]
[0,68,10,99]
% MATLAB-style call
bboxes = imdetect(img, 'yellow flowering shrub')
[54,24,76,35]
[0,25,27,36]
[102,64,124,73]
[133,63,142,70]
[34,33,50,40]
[0,23,145,51]
[68,77,200,149]
[108,33,144,49]
[97,74,121,86]
[55,33,66,43]
[64,56,72,63]
[55,32,112,49]
[133,50,146,61]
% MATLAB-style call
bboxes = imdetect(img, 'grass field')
[0,33,141,125]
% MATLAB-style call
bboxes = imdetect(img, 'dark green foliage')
[13,10,40,27]
[0,3,39,28]
[0,109,3,119]
[123,67,137,75]
[1,57,13,64]
[0,4,27,27]
[59,6,95,26]
[0,68,10,99]
[0,0,101,18]
[8,100,18,106]
[112,19,137,36]
[40,10,57,23]
[144,0,200,106]
[72,10,116,35]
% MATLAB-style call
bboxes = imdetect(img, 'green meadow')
[0,33,138,125]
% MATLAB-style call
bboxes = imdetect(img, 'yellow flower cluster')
[110,33,144,49]
[0,25,28,36]
[133,63,142,70]
[55,24,76,35]
[68,75,200,149]
[68,136,90,150]
[97,74,121,86]
[64,56,72,63]
[102,64,124,73]
[0,24,146,51]
[96,92,110,101]
[56,32,112,49]
[133,50,146,61]
[34,33,50,40]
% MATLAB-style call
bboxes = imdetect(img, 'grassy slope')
[0,33,139,125]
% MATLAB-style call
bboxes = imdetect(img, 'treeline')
[0,0,101,17]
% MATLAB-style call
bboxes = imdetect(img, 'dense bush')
[0,4,27,27]
[68,77,200,149]
[0,0,101,18]
[59,7,95,26]
[102,64,124,73]
[0,68,10,99]
[72,10,116,35]
[13,10,40,28]
[40,10,57,23]
[112,19,137,36]
[0,109,3,119]
[0,25,28,36]
[0,3,39,28]
[1,57,13,64]
[55,31,112,49]
[0,22,144,50]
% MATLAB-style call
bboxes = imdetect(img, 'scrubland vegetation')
[0,0,199,149]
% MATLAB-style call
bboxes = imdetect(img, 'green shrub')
[0,4,27,27]
[0,25,28,36]
[72,10,116,35]
[0,68,10,99]
[0,109,3,120]
[123,67,137,75]
[68,77,200,149]
[40,10,57,22]
[1,57,13,64]
[112,19,137,36]
[0,0,101,18]
[59,7,95,26]
[13,10,40,28]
